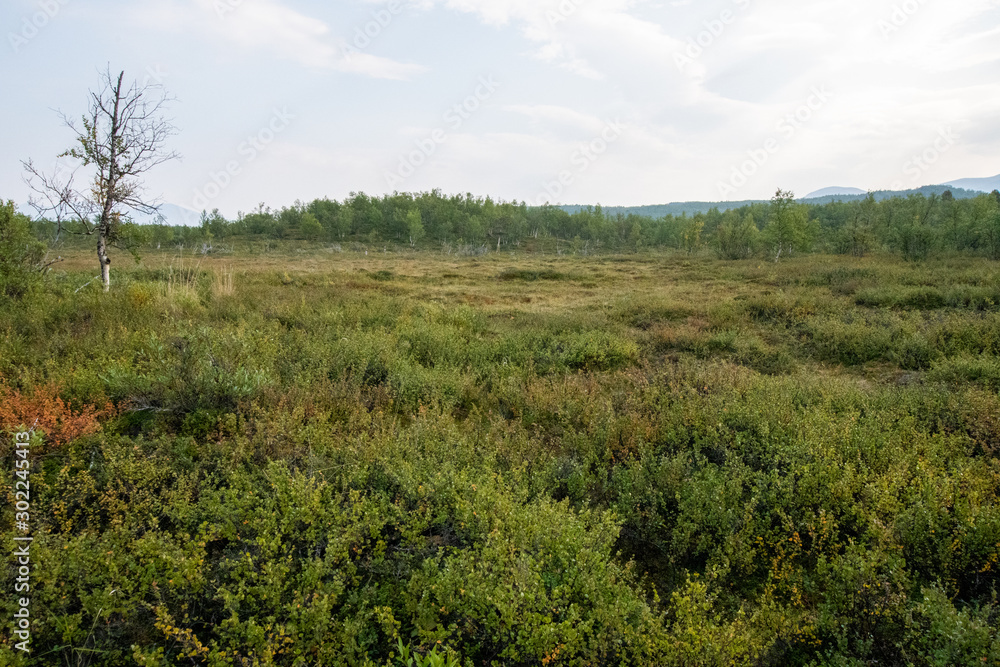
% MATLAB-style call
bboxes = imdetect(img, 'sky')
[2,0,1000,217]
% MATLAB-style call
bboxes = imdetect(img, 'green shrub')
[555,330,639,371]
[496,268,565,281]
[927,354,1000,389]
[734,335,797,375]
[853,285,999,311]
[392,638,461,667]
[890,334,937,370]
[901,587,1000,666]
[0,200,46,300]
[806,316,895,365]
[856,286,946,310]
[614,297,694,329]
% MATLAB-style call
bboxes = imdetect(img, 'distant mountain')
[800,182,992,204]
[556,184,988,218]
[807,184,984,204]
[558,201,763,218]
[941,174,1000,193]
[804,186,866,199]
[132,203,202,227]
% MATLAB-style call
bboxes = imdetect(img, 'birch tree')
[764,189,808,261]
[23,67,178,291]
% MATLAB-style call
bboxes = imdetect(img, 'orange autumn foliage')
[0,382,114,450]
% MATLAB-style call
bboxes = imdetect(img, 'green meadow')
[3,242,1000,665]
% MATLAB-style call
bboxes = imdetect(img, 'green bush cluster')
[855,285,1000,310]
[0,200,47,300]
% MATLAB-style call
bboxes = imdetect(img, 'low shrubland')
[2,247,1000,665]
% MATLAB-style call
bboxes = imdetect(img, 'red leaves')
[0,382,114,450]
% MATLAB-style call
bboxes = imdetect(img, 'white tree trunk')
[98,232,111,291]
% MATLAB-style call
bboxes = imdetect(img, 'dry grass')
[213,264,236,297]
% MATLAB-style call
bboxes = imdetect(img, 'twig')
[75,276,101,294]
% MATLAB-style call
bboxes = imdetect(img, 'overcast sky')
[2,0,999,216]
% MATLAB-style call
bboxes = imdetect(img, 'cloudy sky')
[2,0,999,216]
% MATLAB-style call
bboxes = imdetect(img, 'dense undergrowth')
[2,248,1000,665]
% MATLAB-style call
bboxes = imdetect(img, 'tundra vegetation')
[2,190,1000,665]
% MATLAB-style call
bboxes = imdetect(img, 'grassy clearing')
[2,246,1000,665]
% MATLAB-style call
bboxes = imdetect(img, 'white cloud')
[503,105,610,133]
[132,0,425,80]
[421,0,682,81]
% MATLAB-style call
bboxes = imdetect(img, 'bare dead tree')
[23,67,178,291]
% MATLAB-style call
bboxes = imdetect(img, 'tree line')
[83,187,1000,261]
